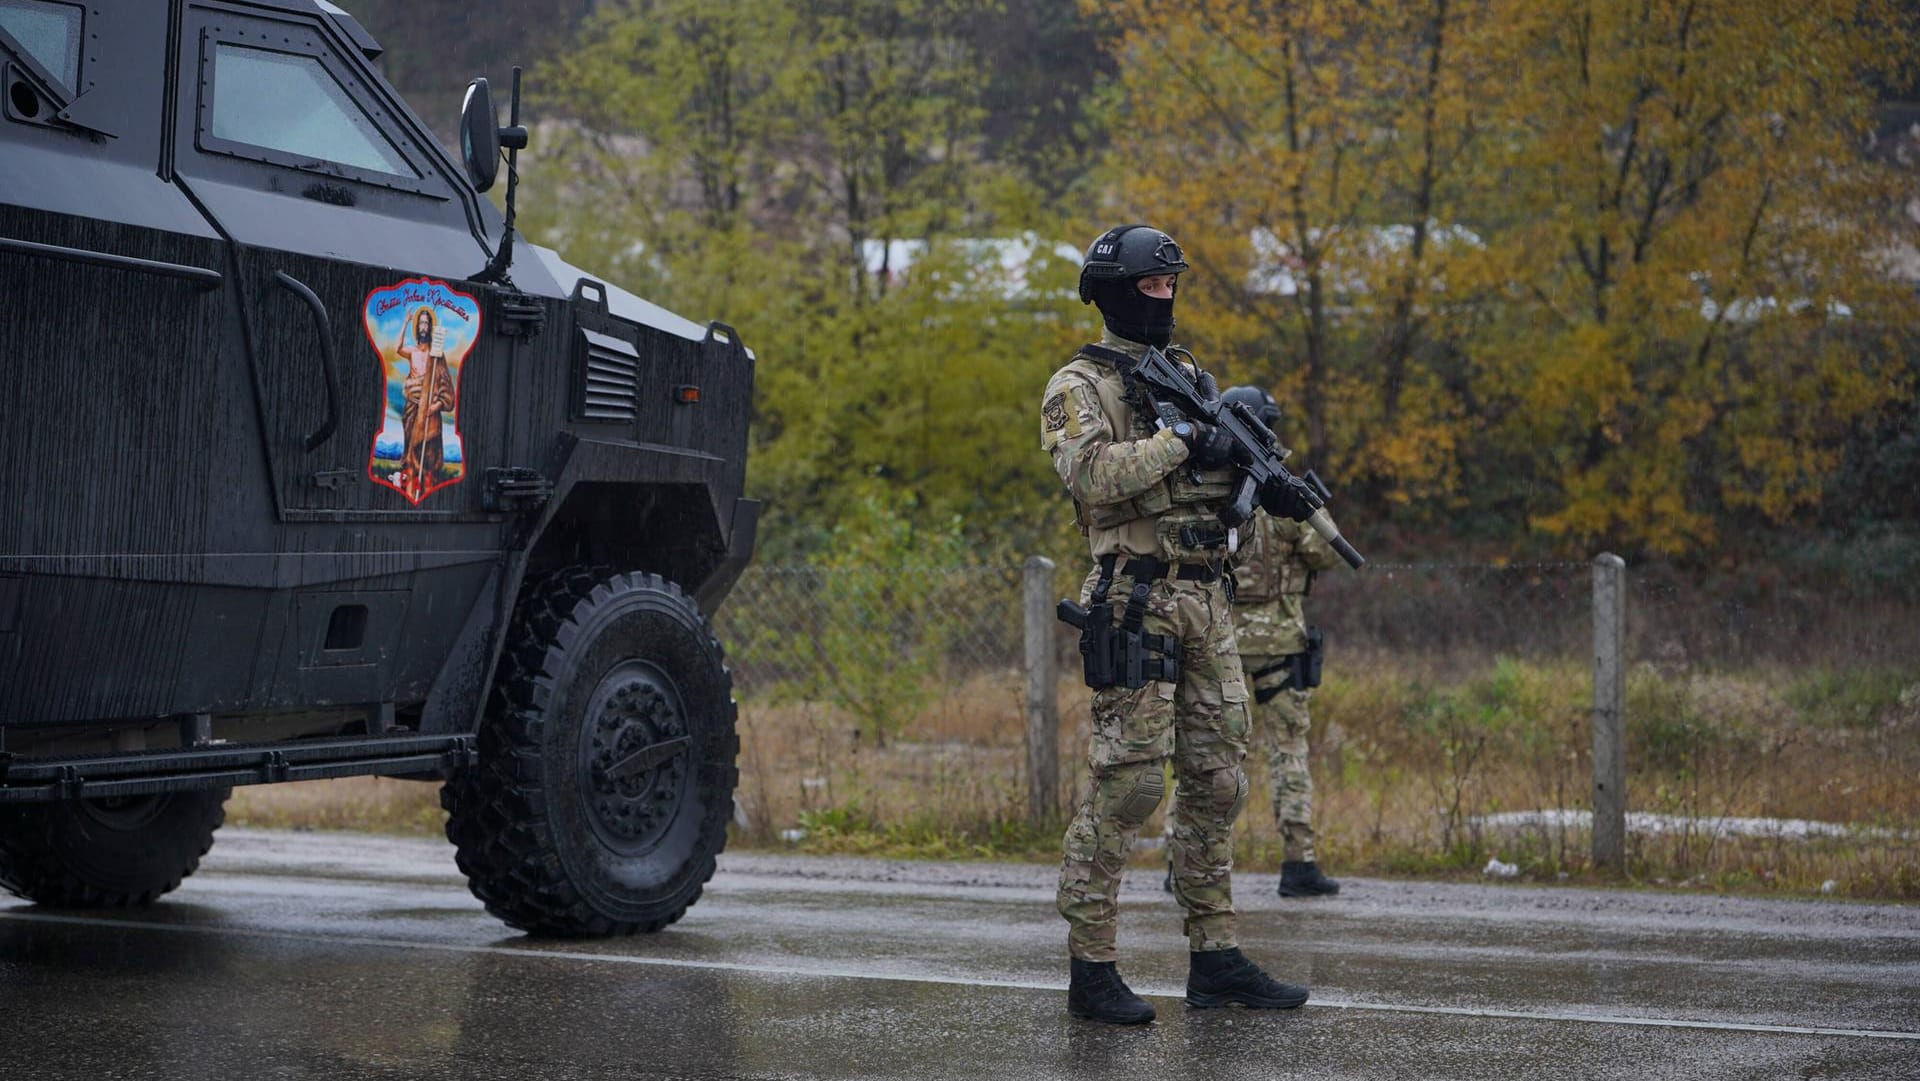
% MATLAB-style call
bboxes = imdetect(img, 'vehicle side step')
[0,733,477,803]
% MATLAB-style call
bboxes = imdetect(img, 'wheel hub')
[75,793,169,831]
[580,661,691,852]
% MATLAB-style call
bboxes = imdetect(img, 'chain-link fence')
[712,556,1920,894]
[720,555,1920,699]
[1303,560,1592,667]
[716,562,1024,699]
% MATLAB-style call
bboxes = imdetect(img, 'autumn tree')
[351,0,597,114]
[518,0,1087,557]
[1088,0,1491,510]
[959,1,1116,203]
[522,0,794,303]
[1095,0,1916,554]
[1470,0,1916,552]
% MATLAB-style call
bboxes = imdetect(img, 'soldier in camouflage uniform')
[1043,224,1309,1025]
[1221,386,1345,897]
[1161,387,1345,898]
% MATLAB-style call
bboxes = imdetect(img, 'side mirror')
[460,77,501,191]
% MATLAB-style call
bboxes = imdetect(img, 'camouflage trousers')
[1247,656,1317,863]
[1165,657,1316,862]
[1058,569,1250,962]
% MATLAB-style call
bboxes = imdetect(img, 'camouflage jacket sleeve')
[1293,508,1343,572]
[1040,370,1188,506]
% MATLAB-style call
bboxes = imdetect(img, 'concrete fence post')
[1023,555,1059,825]
[1592,552,1627,872]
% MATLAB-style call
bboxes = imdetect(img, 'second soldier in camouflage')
[1223,384,1347,898]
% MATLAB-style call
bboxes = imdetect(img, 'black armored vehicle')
[0,0,758,936]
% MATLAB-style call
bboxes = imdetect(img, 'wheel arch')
[417,466,756,738]
[524,482,728,592]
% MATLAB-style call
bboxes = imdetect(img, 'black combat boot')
[1278,860,1341,897]
[1185,947,1309,1010]
[1067,958,1157,1024]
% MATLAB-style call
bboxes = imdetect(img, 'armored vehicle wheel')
[442,570,739,936]
[0,789,229,907]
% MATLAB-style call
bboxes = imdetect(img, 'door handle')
[274,271,342,451]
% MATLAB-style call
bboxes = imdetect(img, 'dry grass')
[223,659,1920,900]
[1248,654,1920,898]
[733,655,1920,899]
[226,776,446,836]
[733,669,1057,857]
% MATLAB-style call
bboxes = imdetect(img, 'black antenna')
[478,66,529,285]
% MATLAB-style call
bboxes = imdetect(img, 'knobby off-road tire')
[442,570,739,936]
[0,788,229,907]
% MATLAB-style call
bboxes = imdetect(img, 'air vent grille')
[578,328,640,422]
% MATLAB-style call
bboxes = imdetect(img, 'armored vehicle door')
[0,0,247,724]
[168,0,505,521]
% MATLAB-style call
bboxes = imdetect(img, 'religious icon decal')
[362,278,479,504]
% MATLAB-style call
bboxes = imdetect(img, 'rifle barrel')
[1306,509,1366,569]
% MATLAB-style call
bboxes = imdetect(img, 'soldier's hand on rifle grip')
[1171,419,1237,468]
[1258,476,1317,522]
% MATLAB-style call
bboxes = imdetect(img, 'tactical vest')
[1063,349,1239,564]
[1230,511,1315,603]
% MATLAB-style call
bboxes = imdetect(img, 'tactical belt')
[1109,556,1221,584]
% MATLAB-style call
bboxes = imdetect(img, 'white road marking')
[4,908,1915,1042]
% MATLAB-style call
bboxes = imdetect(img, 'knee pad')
[1205,766,1249,823]
[1110,764,1167,829]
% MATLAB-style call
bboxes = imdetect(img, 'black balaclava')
[1091,277,1176,348]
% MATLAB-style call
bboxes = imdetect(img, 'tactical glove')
[1259,476,1317,522]
[1194,369,1222,403]
[1172,420,1238,468]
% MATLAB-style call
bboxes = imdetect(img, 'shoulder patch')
[1042,392,1068,432]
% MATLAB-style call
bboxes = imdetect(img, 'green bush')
[796,801,876,838]
[1783,667,1920,729]
[1628,670,1702,771]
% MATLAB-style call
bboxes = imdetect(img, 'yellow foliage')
[1095,0,1917,553]
[519,0,1916,558]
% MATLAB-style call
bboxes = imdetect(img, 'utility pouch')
[1250,626,1324,703]
[1178,523,1230,550]
[1119,625,1181,688]
[1056,603,1180,690]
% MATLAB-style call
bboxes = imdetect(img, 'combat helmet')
[1222,385,1281,429]
[1079,224,1189,347]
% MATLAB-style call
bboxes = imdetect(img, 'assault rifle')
[1105,344,1366,569]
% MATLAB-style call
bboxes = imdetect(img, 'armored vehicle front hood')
[526,244,710,344]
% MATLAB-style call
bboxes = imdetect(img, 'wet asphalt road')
[1,830,1916,1080]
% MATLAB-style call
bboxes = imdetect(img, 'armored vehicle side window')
[208,43,413,177]
[0,0,80,87]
